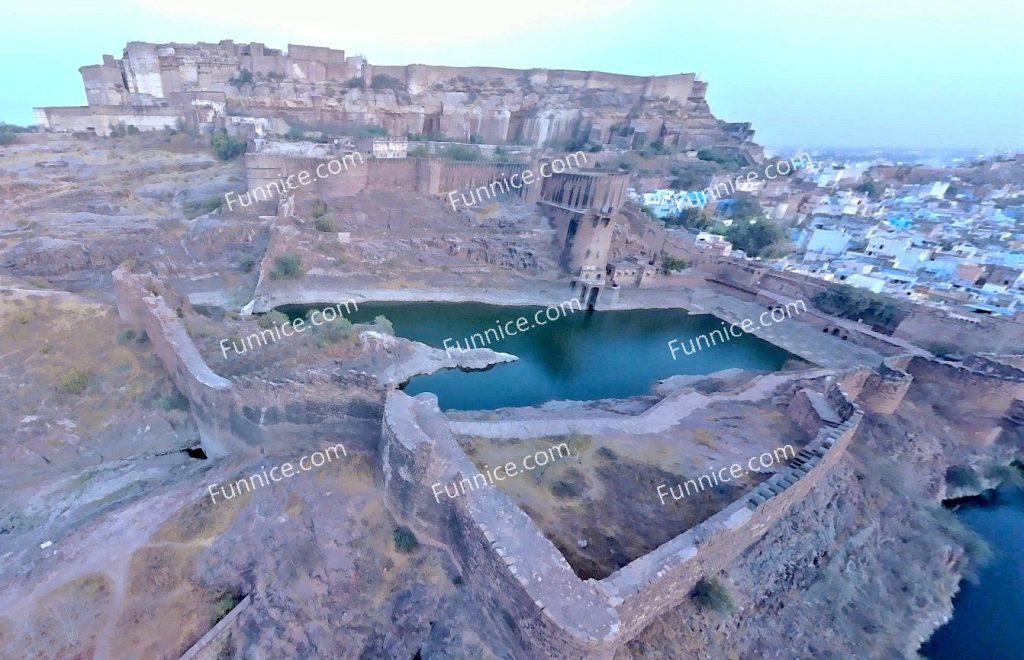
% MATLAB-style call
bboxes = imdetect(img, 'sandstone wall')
[243,153,536,211]
[895,307,1024,354]
[112,266,235,456]
[113,266,385,456]
[379,382,862,656]
[379,392,618,659]
[597,386,861,641]
[904,355,1024,443]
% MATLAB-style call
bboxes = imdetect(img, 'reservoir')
[921,485,1024,660]
[286,302,794,410]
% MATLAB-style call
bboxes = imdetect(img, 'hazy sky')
[4,0,1022,150]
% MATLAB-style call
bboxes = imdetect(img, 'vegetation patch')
[58,368,90,395]
[393,526,418,553]
[270,254,304,279]
[690,577,737,614]
[812,283,906,331]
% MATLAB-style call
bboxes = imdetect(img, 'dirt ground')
[457,380,813,578]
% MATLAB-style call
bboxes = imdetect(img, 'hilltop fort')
[34,40,759,158]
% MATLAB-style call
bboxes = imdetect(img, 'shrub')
[183,195,223,219]
[236,254,256,273]
[154,390,190,411]
[229,69,253,88]
[314,216,337,233]
[443,144,482,162]
[661,255,690,273]
[696,147,748,170]
[311,200,328,219]
[117,329,136,344]
[270,254,304,279]
[691,577,736,614]
[258,310,289,329]
[59,369,90,395]
[211,131,247,160]
[0,123,34,146]
[551,480,583,498]
[371,74,403,91]
[213,593,243,622]
[393,526,418,553]
[373,315,395,335]
[313,318,355,347]
[346,76,366,89]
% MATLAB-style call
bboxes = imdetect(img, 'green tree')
[211,131,247,160]
[229,69,253,88]
[666,207,712,231]
[811,283,906,331]
[724,219,784,258]
[856,180,881,198]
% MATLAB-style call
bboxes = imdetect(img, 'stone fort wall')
[684,256,1024,356]
[379,382,863,656]
[243,153,540,212]
[113,266,384,457]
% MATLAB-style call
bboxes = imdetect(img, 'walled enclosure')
[242,151,629,285]
[379,381,863,657]
[112,266,384,457]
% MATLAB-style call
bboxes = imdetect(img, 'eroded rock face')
[355,330,517,386]
[2,237,99,275]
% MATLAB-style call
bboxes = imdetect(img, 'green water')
[284,301,793,410]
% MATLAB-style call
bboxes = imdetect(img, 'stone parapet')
[380,381,862,655]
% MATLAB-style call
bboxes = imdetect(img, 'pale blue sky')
[5,0,1022,150]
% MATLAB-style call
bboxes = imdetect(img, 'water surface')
[286,301,793,410]
[921,485,1024,660]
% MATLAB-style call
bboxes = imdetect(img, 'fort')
[34,40,760,158]
[107,250,1024,657]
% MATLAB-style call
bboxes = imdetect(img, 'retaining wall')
[379,382,861,656]
[113,266,384,456]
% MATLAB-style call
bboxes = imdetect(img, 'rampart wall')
[112,266,235,456]
[379,381,862,656]
[112,266,384,457]
[904,355,1024,443]
[597,384,861,641]
[243,153,537,211]
[687,256,1024,356]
